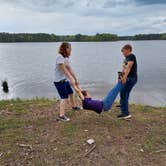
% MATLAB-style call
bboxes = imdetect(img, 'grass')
[61,123,80,137]
[0,118,28,131]
[0,99,166,166]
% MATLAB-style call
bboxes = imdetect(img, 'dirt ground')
[0,99,166,166]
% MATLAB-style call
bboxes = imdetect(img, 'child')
[118,44,137,119]
[54,42,80,122]
[74,78,124,115]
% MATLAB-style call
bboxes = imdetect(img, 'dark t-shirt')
[124,54,137,78]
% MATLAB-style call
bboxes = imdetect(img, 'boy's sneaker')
[117,114,132,119]
[72,106,81,111]
[56,115,70,122]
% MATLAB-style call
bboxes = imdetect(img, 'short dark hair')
[81,90,88,97]
[122,44,132,52]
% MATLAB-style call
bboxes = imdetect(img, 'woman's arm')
[66,65,78,85]
[59,64,75,86]
[73,85,85,100]
[59,64,84,100]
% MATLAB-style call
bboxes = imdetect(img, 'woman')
[54,42,80,122]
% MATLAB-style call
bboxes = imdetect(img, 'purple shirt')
[82,98,103,112]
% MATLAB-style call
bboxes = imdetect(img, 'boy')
[118,44,137,119]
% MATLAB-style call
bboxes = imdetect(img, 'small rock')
[7,151,11,154]
[84,130,88,132]
[53,148,57,151]
[140,148,144,152]
[50,139,57,143]
[0,152,3,157]
[86,139,95,145]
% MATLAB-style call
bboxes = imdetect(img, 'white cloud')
[0,0,166,35]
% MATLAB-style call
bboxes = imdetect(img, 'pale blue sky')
[0,0,166,35]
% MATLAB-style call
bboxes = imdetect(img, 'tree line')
[0,32,166,42]
[0,33,118,42]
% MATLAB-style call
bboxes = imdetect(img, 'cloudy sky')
[0,0,166,35]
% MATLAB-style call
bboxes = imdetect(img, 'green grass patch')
[61,123,80,137]
[133,105,156,112]
[0,98,57,110]
[142,135,166,152]
[0,118,29,132]
[142,136,157,152]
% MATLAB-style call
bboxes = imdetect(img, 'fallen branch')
[18,143,33,149]
[84,144,96,157]
[68,144,97,166]
[154,149,166,153]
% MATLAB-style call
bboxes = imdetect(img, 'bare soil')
[0,99,166,166]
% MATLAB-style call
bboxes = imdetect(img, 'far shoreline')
[0,32,166,42]
[0,40,166,43]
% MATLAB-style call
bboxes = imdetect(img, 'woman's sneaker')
[57,115,70,122]
[117,114,132,119]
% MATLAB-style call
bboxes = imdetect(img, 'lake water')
[0,41,166,107]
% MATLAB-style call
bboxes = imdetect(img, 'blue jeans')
[103,81,124,111]
[120,77,137,115]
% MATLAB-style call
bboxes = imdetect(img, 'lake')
[0,41,166,107]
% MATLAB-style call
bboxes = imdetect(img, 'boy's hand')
[121,76,127,84]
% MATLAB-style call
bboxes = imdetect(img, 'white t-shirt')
[54,55,70,82]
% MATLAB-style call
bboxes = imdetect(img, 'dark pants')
[120,77,137,115]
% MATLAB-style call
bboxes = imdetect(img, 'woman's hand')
[75,79,79,86]
[70,78,76,87]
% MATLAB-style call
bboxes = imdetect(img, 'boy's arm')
[122,63,126,74]
[121,61,134,84]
